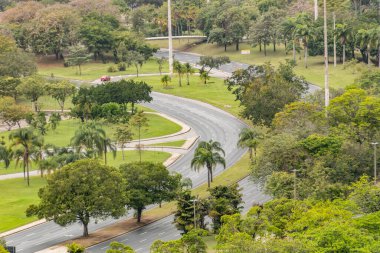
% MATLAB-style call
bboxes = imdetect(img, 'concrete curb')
[0,219,47,238]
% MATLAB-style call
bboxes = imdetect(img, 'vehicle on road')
[100,75,111,82]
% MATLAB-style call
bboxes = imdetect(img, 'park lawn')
[0,176,46,233]
[17,95,74,112]
[129,75,242,117]
[147,38,206,51]
[1,114,182,147]
[156,41,366,89]
[0,160,38,175]
[106,150,172,168]
[147,140,186,147]
[38,59,168,81]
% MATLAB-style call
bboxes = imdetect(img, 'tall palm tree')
[281,17,298,62]
[369,26,380,68]
[70,122,106,159]
[173,60,185,87]
[356,29,371,65]
[294,14,314,68]
[237,128,263,164]
[191,140,226,188]
[103,137,116,165]
[9,128,39,186]
[183,63,195,85]
[335,23,351,65]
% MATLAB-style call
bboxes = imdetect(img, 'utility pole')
[323,0,329,107]
[168,0,173,76]
[372,142,378,185]
[292,169,298,200]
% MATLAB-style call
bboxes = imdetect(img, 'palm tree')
[369,26,380,68]
[103,137,116,165]
[281,17,298,62]
[161,74,171,88]
[335,23,351,65]
[183,63,195,85]
[356,29,371,65]
[173,61,185,87]
[0,145,12,169]
[294,14,314,68]
[70,122,106,159]
[237,128,263,164]
[191,140,226,188]
[9,128,39,186]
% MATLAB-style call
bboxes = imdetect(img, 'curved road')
[5,50,312,252]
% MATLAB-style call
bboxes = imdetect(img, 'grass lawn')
[147,38,206,51]
[147,140,186,147]
[38,59,168,81]
[0,161,37,176]
[106,150,171,168]
[129,75,242,117]
[204,236,217,253]
[0,176,46,233]
[0,114,182,147]
[152,41,369,89]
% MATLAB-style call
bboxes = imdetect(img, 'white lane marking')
[26,233,35,237]
[136,248,143,252]
[101,246,108,250]
[121,238,129,242]
[158,232,165,235]
[140,239,147,243]
[139,231,147,235]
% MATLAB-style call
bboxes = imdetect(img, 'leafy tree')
[191,140,226,188]
[38,159,59,177]
[9,128,39,186]
[226,62,307,126]
[174,190,197,233]
[114,125,133,161]
[120,162,181,222]
[294,14,314,68]
[198,56,230,76]
[71,86,95,122]
[208,184,243,232]
[48,80,76,112]
[356,69,380,95]
[106,242,135,253]
[17,76,47,112]
[0,50,37,78]
[129,111,149,162]
[0,97,29,130]
[65,44,91,76]
[350,176,380,213]
[0,77,21,99]
[150,239,184,253]
[335,23,352,65]
[125,51,145,77]
[26,159,127,237]
[0,246,8,253]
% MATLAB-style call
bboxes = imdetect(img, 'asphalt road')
[4,91,252,253]
[87,176,271,253]
[5,49,311,252]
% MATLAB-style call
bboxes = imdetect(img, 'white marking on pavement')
[140,239,147,243]
[139,231,147,235]
[26,233,35,237]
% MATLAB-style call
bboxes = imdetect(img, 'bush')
[118,62,127,71]
[107,65,118,73]
[66,242,85,253]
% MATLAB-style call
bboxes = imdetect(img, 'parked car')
[100,75,111,82]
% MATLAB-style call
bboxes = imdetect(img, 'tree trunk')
[273,38,276,52]
[138,126,142,163]
[137,208,143,222]
[79,64,82,76]
[187,74,190,85]
[83,222,89,237]
[293,40,296,62]
[368,44,371,65]
[259,41,262,52]
[248,148,253,162]
[207,170,210,188]
[305,46,308,68]
[236,40,239,51]
[264,43,267,56]
[136,65,139,77]
[343,44,346,65]
[179,74,182,87]
[224,43,227,52]
[122,145,125,160]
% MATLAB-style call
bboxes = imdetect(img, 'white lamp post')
[167,0,173,76]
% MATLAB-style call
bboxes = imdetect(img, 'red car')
[100,75,111,82]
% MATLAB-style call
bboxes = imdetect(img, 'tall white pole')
[314,0,318,20]
[333,12,337,67]
[324,0,329,107]
[168,0,173,76]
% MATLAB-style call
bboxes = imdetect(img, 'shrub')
[118,62,127,71]
[107,66,118,73]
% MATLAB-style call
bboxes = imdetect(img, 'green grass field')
[0,150,171,233]
[38,59,168,81]
[129,75,242,117]
[148,140,186,147]
[0,114,182,147]
[0,176,46,233]
[148,40,369,89]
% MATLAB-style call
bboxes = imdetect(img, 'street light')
[191,198,198,229]
[372,142,378,185]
